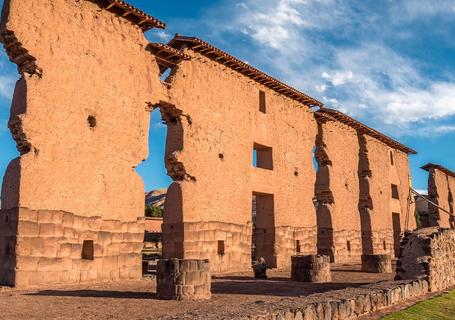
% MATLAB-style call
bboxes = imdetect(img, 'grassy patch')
[383,290,455,320]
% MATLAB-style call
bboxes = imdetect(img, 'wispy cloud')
[0,51,17,102]
[0,118,8,133]
[0,75,15,100]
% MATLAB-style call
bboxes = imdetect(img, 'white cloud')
[155,30,172,42]
[392,0,455,20]
[0,75,15,100]
[322,71,353,86]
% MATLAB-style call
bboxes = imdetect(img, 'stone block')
[20,209,38,222]
[361,254,392,273]
[29,237,45,255]
[37,211,54,224]
[18,221,39,237]
[16,256,39,271]
[62,212,75,228]
[39,223,55,237]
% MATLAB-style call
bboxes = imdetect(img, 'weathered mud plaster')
[422,164,455,228]
[314,119,362,264]
[314,109,416,262]
[0,0,166,287]
[365,136,416,256]
[161,36,320,273]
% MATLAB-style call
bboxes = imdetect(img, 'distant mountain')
[145,189,166,209]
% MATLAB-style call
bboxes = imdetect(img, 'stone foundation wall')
[396,227,455,292]
[369,229,395,255]
[255,226,317,269]
[163,221,252,274]
[274,226,317,269]
[318,228,362,264]
[163,222,317,273]
[0,207,143,288]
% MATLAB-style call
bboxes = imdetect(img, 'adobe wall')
[396,227,455,292]
[426,168,453,228]
[315,119,362,264]
[0,0,165,287]
[363,136,415,257]
[162,50,318,272]
[314,114,415,262]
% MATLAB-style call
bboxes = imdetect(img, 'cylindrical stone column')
[361,254,392,273]
[291,255,331,283]
[157,259,211,300]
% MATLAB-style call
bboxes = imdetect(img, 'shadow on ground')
[27,290,155,299]
[212,277,368,297]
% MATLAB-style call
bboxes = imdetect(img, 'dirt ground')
[0,265,398,320]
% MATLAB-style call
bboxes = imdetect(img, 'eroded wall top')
[0,0,166,221]
[422,163,455,228]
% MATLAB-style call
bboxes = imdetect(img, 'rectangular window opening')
[347,240,351,252]
[253,143,273,170]
[217,240,225,256]
[391,184,399,200]
[81,240,94,260]
[296,240,301,254]
[390,151,394,166]
[259,90,266,113]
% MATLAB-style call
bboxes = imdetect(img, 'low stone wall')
[239,279,430,320]
[396,227,455,292]
[0,207,144,288]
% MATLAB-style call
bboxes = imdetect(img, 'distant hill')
[145,189,166,209]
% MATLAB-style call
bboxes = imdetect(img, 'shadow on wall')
[357,133,374,256]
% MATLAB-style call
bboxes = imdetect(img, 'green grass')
[383,290,455,320]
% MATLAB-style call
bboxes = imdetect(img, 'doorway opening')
[252,192,276,268]
[392,212,401,257]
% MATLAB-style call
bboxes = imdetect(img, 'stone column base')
[157,259,211,300]
[291,255,331,283]
[361,254,392,273]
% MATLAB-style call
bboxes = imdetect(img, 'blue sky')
[1,0,455,193]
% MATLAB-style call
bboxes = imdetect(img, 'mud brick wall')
[162,48,318,272]
[396,227,455,292]
[314,113,415,263]
[0,207,143,288]
[0,0,166,220]
[314,119,362,264]
[362,135,415,257]
[424,166,455,228]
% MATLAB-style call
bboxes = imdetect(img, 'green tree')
[145,205,164,218]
